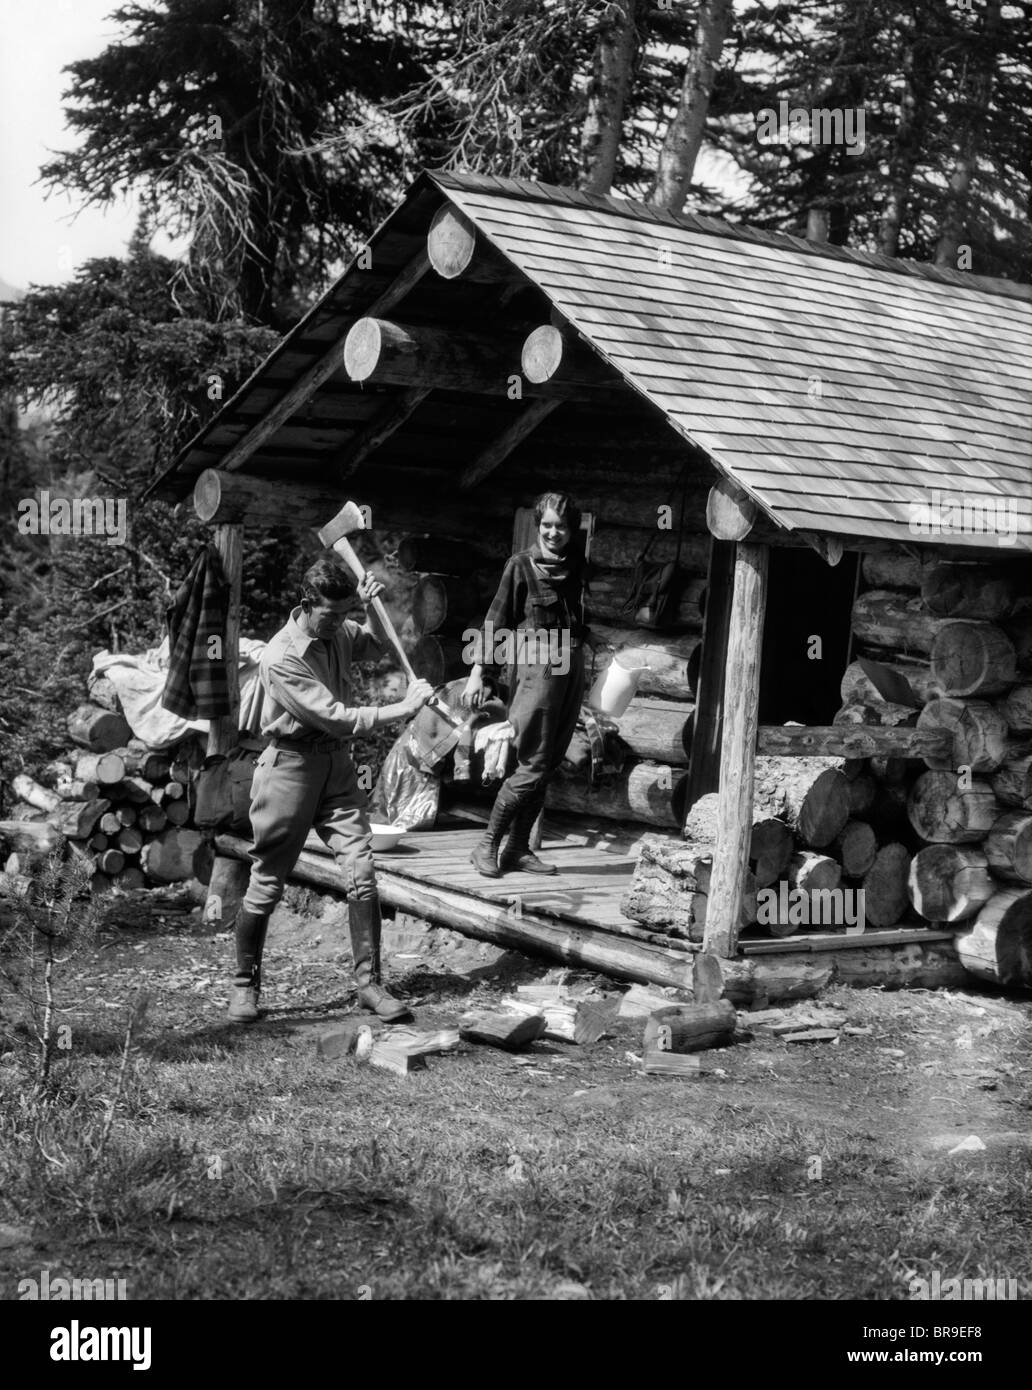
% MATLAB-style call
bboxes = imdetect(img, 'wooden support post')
[703,542,768,958]
[206,523,243,922]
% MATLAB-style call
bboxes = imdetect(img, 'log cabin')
[146,170,1032,1005]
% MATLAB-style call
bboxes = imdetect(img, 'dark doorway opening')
[758,548,859,726]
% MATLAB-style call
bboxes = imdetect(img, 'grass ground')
[1,885,1031,1301]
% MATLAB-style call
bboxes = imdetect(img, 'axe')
[317,501,464,728]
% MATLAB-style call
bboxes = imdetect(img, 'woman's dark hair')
[299,556,354,604]
[534,491,581,536]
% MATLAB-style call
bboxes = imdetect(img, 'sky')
[0,0,150,293]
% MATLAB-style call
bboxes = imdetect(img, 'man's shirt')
[259,607,384,740]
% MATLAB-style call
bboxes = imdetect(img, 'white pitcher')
[588,650,650,719]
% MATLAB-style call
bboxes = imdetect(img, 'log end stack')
[620,553,1032,992]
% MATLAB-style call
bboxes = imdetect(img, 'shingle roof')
[430,170,1032,551]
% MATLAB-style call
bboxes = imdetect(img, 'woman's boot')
[501,788,556,874]
[228,908,271,1024]
[470,783,522,878]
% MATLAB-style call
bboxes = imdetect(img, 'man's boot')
[349,897,412,1023]
[470,783,522,878]
[228,908,271,1024]
[501,787,556,875]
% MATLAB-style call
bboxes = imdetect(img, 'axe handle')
[328,535,419,682]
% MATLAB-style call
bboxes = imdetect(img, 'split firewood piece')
[95,849,126,876]
[833,820,877,878]
[617,984,686,1019]
[38,759,74,788]
[459,1011,547,1050]
[847,774,877,816]
[641,1050,707,1077]
[116,867,146,890]
[137,805,168,834]
[840,657,938,707]
[749,817,794,888]
[113,777,153,806]
[930,621,1018,698]
[783,1028,840,1044]
[985,812,1032,885]
[504,990,614,1045]
[367,1041,426,1076]
[11,775,61,814]
[916,698,1009,773]
[116,806,137,827]
[67,703,132,752]
[117,826,144,855]
[860,843,911,927]
[48,799,111,840]
[955,888,1032,988]
[0,820,65,855]
[383,1027,460,1057]
[317,1021,374,1060]
[139,828,208,884]
[907,770,1000,843]
[907,845,995,923]
[643,1000,736,1055]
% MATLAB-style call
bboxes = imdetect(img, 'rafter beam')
[218,249,430,474]
[339,386,432,479]
[460,399,562,491]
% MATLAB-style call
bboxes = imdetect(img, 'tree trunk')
[852,590,944,655]
[612,698,693,766]
[620,837,756,935]
[921,562,1016,621]
[840,658,938,708]
[752,757,851,848]
[990,751,1032,809]
[934,0,1003,268]
[682,794,792,885]
[985,812,1032,885]
[861,844,911,928]
[954,885,1032,987]
[906,770,999,843]
[908,844,995,923]
[916,697,1010,772]
[930,620,1017,696]
[649,0,734,211]
[833,820,878,878]
[67,704,132,753]
[579,0,638,195]
[547,760,688,829]
[999,684,1032,734]
[643,1001,736,1054]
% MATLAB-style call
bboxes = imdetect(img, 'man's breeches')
[243,746,377,913]
[504,646,585,800]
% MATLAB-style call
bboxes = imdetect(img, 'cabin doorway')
[758,547,859,726]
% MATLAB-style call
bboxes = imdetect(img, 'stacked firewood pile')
[1,697,209,898]
[621,553,1032,988]
[397,526,708,830]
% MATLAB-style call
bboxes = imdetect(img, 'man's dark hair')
[534,490,581,535]
[299,556,354,604]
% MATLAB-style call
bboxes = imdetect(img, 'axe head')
[318,500,368,548]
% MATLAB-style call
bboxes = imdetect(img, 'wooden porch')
[219,809,964,1005]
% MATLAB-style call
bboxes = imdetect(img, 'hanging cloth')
[162,543,232,719]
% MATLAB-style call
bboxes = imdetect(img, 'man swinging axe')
[228,514,434,1026]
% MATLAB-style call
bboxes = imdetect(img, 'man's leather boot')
[470,782,522,878]
[228,908,271,1024]
[348,897,412,1023]
[501,787,556,874]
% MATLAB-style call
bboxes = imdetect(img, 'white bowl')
[369,823,407,851]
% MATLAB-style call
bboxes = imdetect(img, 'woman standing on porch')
[462,491,587,877]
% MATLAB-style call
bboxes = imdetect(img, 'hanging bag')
[621,470,689,630]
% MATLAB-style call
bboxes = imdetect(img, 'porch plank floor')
[300,817,955,957]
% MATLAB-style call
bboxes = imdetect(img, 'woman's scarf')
[530,539,578,587]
